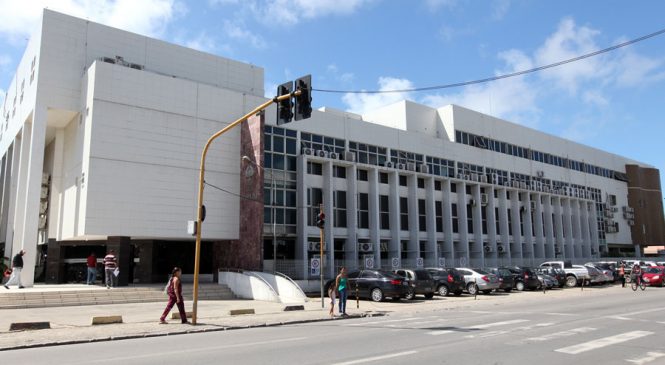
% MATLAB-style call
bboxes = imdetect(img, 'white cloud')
[582,90,609,107]
[491,0,511,20]
[233,0,373,26]
[223,20,267,49]
[425,0,457,12]
[182,31,218,53]
[327,64,355,84]
[614,49,665,87]
[0,0,185,43]
[342,77,414,115]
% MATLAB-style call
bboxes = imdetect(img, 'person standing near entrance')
[86,252,97,285]
[335,267,348,316]
[4,250,26,289]
[103,249,117,289]
[160,267,189,324]
[618,263,626,288]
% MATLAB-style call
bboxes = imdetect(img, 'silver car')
[456,268,501,295]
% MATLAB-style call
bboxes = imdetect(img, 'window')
[400,197,409,231]
[435,201,443,232]
[333,191,347,228]
[349,141,387,166]
[451,203,458,233]
[357,169,368,181]
[379,172,389,184]
[467,205,473,234]
[434,180,442,191]
[417,178,425,189]
[451,183,457,193]
[380,195,390,229]
[333,166,346,179]
[307,162,322,175]
[307,188,323,226]
[481,206,488,234]
[418,199,427,231]
[358,193,369,229]
[399,175,407,187]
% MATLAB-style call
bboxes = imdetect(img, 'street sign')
[391,257,400,269]
[438,257,446,267]
[310,258,321,276]
[416,257,424,268]
[459,256,467,267]
[364,256,374,269]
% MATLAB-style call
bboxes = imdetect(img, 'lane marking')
[465,330,508,339]
[427,330,453,336]
[516,327,597,344]
[627,351,665,365]
[555,331,653,355]
[606,316,632,321]
[472,319,529,329]
[543,312,578,316]
[346,317,424,326]
[333,350,418,365]
[626,307,664,317]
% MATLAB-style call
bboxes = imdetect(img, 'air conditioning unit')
[40,187,49,200]
[512,181,520,188]
[491,173,498,184]
[329,152,339,160]
[504,180,511,187]
[544,187,550,193]
[358,242,372,252]
[470,173,479,182]
[39,201,48,214]
[530,201,536,211]
[384,161,394,168]
[343,151,356,162]
[406,163,417,171]
[464,174,470,181]
[497,244,506,253]
[308,242,321,252]
[38,215,47,229]
[536,170,545,178]
[470,198,477,207]
[520,182,527,190]
[397,163,406,170]
[457,173,464,180]
[302,147,313,155]
[480,175,487,183]
[611,207,619,213]
[480,193,489,206]
[317,150,329,158]
[418,164,429,174]
[484,244,493,253]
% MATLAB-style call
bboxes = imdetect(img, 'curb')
[0,312,385,352]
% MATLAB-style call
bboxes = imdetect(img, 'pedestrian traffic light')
[294,75,312,121]
[316,211,325,229]
[276,81,293,125]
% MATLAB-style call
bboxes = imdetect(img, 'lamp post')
[242,156,277,273]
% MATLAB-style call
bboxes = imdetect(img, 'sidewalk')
[0,284,621,351]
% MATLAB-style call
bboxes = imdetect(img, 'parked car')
[425,268,465,296]
[537,272,557,289]
[486,267,515,293]
[324,270,410,302]
[536,267,566,288]
[456,268,500,295]
[586,261,618,282]
[393,269,437,300]
[503,266,541,291]
[642,266,665,287]
[540,261,590,287]
[577,265,603,285]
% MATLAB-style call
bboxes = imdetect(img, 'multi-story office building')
[1,10,663,286]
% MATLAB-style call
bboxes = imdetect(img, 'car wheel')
[515,281,525,291]
[565,276,577,288]
[370,288,384,302]
[454,291,463,296]
[467,283,478,295]
[405,288,415,300]
[437,285,449,297]
[425,292,434,299]
[504,288,512,293]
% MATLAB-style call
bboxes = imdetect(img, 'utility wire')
[313,26,665,94]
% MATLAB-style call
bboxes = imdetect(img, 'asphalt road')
[6,285,665,365]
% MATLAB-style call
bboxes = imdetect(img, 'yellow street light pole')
[191,91,299,325]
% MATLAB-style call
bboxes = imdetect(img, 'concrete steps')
[0,284,235,309]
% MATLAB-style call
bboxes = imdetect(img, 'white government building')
[1,10,662,285]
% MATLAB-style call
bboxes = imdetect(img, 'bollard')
[581,277,585,291]
[474,278,478,300]
[356,281,359,309]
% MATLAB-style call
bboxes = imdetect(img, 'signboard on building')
[438,257,446,268]
[310,258,321,276]
[416,257,424,268]
[364,256,374,269]
[391,257,400,269]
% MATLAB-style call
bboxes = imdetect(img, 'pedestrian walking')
[103,249,117,289]
[86,252,97,285]
[160,267,189,324]
[335,267,348,316]
[328,283,337,318]
[618,263,625,288]
[4,250,26,289]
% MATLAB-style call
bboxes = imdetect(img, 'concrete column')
[16,107,48,287]
[562,198,574,259]
[407,174,418,261]
[12,128,30,261]
[510,189,522,263]
[571,199,582,258]
[49,128,65,239]
[322,161,334,278]
[589,202,600,255]
[498,188,510,265]
[580,201,591,258]
[485,186,498,267]
[45,239,65,284]
[368,168,380,268]
[134,240,154,283]
[425,177,437,266]
[106,236,131,286]
[523,192,534,265]
[0,143,15,251]
[442,180,454,265]
[388,172,400,264]
[295,155,307,278]
[534,193,545,259]
[471,184,483,267]
[456,182,469,265]
[553,197,564,259]
[345,165,358,270]
[543,195,555,258]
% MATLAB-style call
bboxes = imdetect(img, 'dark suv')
[425,268,465,296]
[394,269,437,300]
[486,267,515,292]
[324,270,409,302]
[502,266,541,291]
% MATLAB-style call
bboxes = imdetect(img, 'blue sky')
[1,0,665,191]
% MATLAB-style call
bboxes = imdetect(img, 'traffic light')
[294,75,312,121]
[316,211,325,229]
[276,81,293,125]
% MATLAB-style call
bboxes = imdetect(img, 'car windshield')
[415,270,431,280]
[473,269,489,275]
[377,271,401,279]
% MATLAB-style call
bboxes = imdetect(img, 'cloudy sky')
[0,0,664,189]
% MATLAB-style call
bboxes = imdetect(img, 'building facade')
[1,11,663,286]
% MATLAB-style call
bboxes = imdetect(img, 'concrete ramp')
[218,271,306,304]
[249,271,307,304]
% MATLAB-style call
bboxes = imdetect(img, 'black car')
[426,268,465,296]
[324,270,409,302]
[393,269,437,299]
[536,267,566,288]
[486,267,515,292]
[502,266,541,291]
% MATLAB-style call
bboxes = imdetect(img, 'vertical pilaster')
[425,177,437,266]
[345,165,358,270]
[322,160,334,278]
[368,168,380,267]
[498,188,510,265]
[442,180,454,265]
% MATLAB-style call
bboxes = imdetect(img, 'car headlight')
[653,276,660,280]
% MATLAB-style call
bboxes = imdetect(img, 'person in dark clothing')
[160,267,189,324]
[4,250,25,289]
[86,253,97,285]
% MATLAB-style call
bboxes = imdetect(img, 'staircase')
[0,284,235,309]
